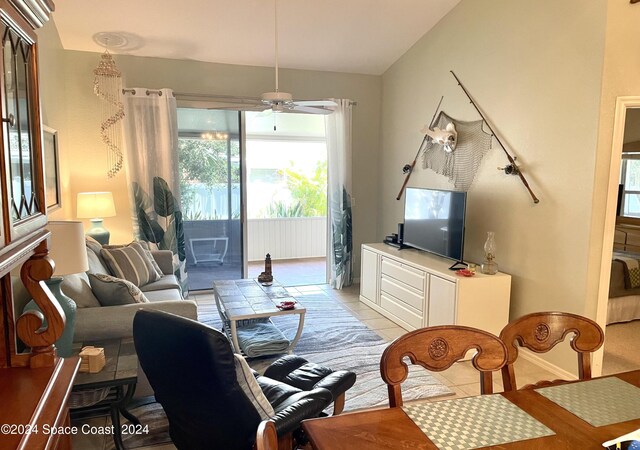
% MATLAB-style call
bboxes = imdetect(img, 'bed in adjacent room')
[608,252,640,324]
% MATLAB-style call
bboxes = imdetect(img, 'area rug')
[104,290,453,449]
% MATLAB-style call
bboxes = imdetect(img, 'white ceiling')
[52,0,461,75]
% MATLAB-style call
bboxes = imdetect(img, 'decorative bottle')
[481,231,498,275]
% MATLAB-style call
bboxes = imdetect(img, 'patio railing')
[247,217,327,261]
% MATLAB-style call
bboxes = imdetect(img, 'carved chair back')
[380,325,508,407]
[499,311,605,391]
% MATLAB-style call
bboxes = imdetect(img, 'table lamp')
[24,221,89,357]
[77,191,116,244]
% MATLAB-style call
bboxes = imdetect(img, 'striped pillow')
[100,242,161,287]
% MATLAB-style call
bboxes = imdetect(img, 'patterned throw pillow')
[101,242,161,287]
[88,273,149,306]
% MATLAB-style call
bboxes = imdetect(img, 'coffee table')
[213,279,306,356]
[70,338,140,450]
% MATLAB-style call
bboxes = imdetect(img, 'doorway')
[175,105,328,290]
[244,111,328,286]
[177,108,243,290]
[596,98,640,375]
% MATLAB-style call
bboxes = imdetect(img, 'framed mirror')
[43,125,60,211]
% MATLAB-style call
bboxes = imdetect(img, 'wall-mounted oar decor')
[451,71,539,204]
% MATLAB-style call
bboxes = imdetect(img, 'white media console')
[359,243,511,336]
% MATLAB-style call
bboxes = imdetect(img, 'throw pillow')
[101,242,161,287]
[61,272,101,308]
[233,353,275,420]
[135,241,164,277]
[85,235,103,257]
[88,273,149,306]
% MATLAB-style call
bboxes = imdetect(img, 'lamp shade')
[47,221,89,276]
[77,192,116,218]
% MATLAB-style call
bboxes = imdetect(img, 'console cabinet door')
[0,12,46,245]
[427,275,456,326]
[360,247,379,304]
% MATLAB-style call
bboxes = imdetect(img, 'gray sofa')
[62,238,198,342]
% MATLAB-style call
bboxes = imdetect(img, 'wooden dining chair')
[499,311,605,391]
[380,325,508,407]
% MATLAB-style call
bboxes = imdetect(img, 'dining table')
[302,370,640,450]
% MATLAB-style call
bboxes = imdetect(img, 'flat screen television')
[403,187,467,262]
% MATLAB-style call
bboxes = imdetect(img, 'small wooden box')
[78,346,105,373]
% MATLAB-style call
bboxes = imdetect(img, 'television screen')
[403,187,467,262]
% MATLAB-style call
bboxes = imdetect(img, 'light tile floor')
[73,283,558,450]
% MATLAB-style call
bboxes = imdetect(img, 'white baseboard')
[518,348,577,381]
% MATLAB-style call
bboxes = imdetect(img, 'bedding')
[608,252,640,324]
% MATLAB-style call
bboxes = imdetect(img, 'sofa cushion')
[89,273,149,306]
[61,273,101,308]
[144,289,184,302]
[140,275,181,293]
[101,242,161,287]
[233,353,275,420]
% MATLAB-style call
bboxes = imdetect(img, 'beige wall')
[380,0,606,374]
[36,21,382,275]
[588,1,640,364]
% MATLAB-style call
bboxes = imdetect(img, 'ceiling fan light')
[261,91,293,103]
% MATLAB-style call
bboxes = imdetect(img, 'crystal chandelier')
[93,50,124,178]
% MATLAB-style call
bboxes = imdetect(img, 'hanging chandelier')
[93,50,125,178]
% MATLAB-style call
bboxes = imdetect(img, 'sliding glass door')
[177,108,242,290]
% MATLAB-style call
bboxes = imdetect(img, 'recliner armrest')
[270,388,332,436]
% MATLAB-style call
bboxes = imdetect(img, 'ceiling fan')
[261,0,336,115]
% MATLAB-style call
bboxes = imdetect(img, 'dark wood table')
[302,370,640,449]
[70,338,140,450]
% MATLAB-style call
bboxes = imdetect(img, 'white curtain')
[122,88,188,292]
[326,99,353,289]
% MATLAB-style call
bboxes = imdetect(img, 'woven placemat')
[536,377,640,427]
[403,395,554,450]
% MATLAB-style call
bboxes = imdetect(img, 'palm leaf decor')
[132,176,188,290]
[331,185,353,288]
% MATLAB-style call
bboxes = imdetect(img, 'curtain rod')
[122,88,163,96]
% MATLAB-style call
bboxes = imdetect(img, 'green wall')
[380,0,607,375]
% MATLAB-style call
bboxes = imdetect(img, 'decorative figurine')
[258,253,273,284]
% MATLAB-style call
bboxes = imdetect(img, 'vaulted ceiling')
[52,0,461,75]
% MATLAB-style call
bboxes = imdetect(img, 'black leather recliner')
[133,309,355,450]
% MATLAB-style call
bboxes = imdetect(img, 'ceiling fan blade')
[292,100,338,107]
[291,105,333,115]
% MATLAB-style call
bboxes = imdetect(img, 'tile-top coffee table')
[213,279,306,356]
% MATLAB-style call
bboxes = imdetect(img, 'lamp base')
[23,277,77,358]
[87,218,110,245]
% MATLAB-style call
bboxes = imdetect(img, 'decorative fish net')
[422,111,492,191]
